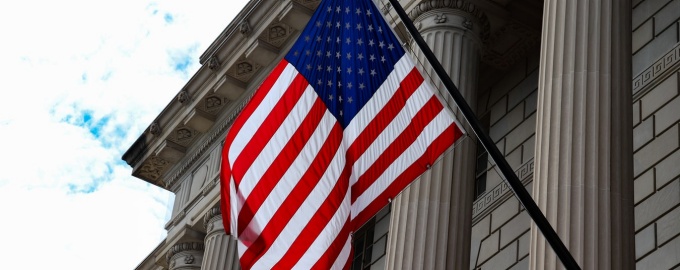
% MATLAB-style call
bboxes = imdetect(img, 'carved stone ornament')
[239,20,251,36]
[149,122,161,136]
[138,156,169,181]
[169,260,176,268]
[207,56,221,71]
[184,254,195,264]
[203,206,222,228]
[463,19,473,30]
[166,242,205,262]
[177,90,190,104]
[434,13,447,24]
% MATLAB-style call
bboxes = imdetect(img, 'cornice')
[166,242,205,261]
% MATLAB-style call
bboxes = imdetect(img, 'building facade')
[123,0,680,269]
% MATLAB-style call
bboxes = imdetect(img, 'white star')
[336,37,341,43]
[336,22,341,28]
[357,53,364,60]
[340,110,343,116]
[379,41,385,48]
[368,25,374,31]
[336,6,341,13]
[317,50,322,57]
[357,39,364,46]
[357,24,363,31]
[358,68,364,75]
[367,10,372,16]
[346,37,351,44]
[339,96,343,102]
[369,54,376,61]
[305,36,310,42]
[347,82,353,89]
[381,56,386,63]
[346,67,352,74]
[348,97,354,103]
[306,64,312,70]
[371,69,377,76]
[327,6,332,13]
[329,94,334,100]
[327,66,332,72]
[378,26,383,33]
[337,66,341,73]
[336,52,341,58]
[328,81,333,87]
[346,22,351,29]
[346,53,352,59]
[326,51,331,57]
[316,21,322,27]
[338,81,342,88]
[317,36,322,42]
[356,8,362,15]
[345,7,350,14]
[359,83,365,89]
[369,39,375,46]
[388,43,395,50]
[317,65,322,71]
[326,21,332,28]
[318,79,322,85]
[305,50,311,56]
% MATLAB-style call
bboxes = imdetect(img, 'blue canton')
[285,0,406,128]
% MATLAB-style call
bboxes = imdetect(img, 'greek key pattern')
[472,158,534,222]
[633,42,680,97]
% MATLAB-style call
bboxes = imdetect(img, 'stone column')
[200,206,239,270]
[530,0,635,269]
[166,242,204,270]
[386,1,486,269]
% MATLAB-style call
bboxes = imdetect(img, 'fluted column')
[166,242,204,270]
[386,1,486,269]
[530,1,635,269]
[200,206,239,270]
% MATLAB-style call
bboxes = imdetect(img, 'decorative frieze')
[408,0,490,42]
[633,42,680,99]
[472,158,534,223]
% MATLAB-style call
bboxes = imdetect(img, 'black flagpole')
[386,0,581,269]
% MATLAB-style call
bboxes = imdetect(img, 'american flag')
[220,0,464,268]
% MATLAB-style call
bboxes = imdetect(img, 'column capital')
[409,0,489,42]
[166,242,205,270]
[203,206,222,227]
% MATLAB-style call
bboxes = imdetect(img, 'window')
[351,205,391,270]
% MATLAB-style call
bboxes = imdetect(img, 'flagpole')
[386,1,580,269]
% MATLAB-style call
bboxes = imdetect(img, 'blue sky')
[0,0,248,268]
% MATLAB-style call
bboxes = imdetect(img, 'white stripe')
[228,63,298,166]
[351,110,453,218]
[238,85,317,199]
[344,55,416,146]
[350,82,433,185]
[250,118,346,269]
[293,183,351,269]
[239,109,336,245]
[331,234,352,270]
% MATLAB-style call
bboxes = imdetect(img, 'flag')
[220,0,464,268]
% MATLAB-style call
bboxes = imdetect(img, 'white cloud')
[0,0,248,268]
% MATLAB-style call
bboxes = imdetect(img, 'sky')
[0,0,249,268]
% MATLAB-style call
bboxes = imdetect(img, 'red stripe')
[223,60,289,170]
[311,216,352,270]
[272,162,351,269]
[351,123,462,230]
[237,98,326,236]
[239,121,344,269]
[231,73,309,187]
[351,97,444,203]
[346,68,424,164]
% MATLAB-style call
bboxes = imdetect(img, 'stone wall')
[632,0,680,269]
[469,50,540,270]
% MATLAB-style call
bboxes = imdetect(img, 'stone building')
[123,0,680,269]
